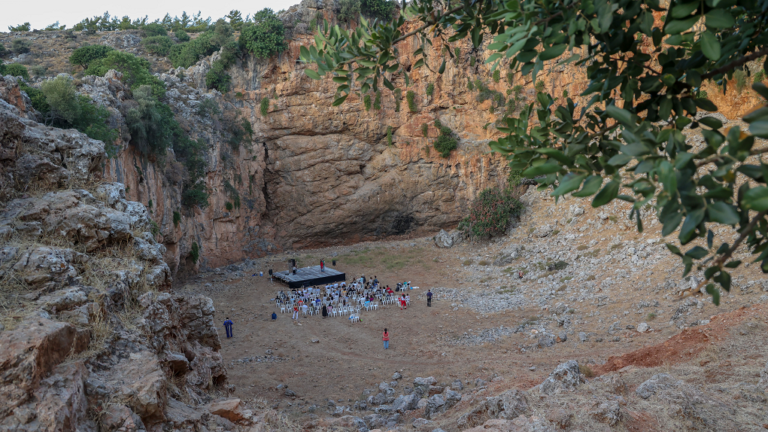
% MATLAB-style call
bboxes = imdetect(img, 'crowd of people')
[223,274,436,350]
[273,275,420,321]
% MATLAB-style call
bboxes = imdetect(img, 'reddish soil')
[596,304,766,373]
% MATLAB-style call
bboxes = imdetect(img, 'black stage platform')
[273,265,346,288]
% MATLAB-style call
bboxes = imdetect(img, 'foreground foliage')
[302,0,768,303]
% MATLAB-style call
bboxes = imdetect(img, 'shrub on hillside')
[433,125,457,158]
[142,23,167,37]
[32,76,118,152]
[125,85,175,158]
[175,29,190,42]
[40,76,80,123]
[406,90,416,112]
[4,64,30,80]
[141,36,174,56]
[459,187,524,239]
[8,23,31,32]
[338,0,361,24]
[69,45,114,68]
[239,9,287,58]
[0,44,7,57]
[86,51,165,97]
[12,39,31,54]
[361,0,395,21]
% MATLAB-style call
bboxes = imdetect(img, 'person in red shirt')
[382,328,389,349]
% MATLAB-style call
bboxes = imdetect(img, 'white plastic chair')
[280,305,286,313]
[373,303,378,311]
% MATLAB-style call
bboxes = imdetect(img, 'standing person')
[292,305,299,321]
[382,328,390,349]
[322,304,328,318]
[427,289,433,307]
[223,318,234,339]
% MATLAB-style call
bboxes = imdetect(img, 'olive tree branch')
[692,209,768,294]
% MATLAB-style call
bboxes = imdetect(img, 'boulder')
[434,229,453,248]
[538,361,584,395]
[537,334,556,348]
[635,373,681,399]
[493,245,522,266]
[413,376,437,395]
[36,287,88,312]
[457,389,528,429]
[207,398,247,422]
[637,322,649,333]
[392,393,420,412]
[0,317,86,417]
[28,361,89,432]
[589,400,624,426]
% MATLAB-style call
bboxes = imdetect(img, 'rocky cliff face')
[49,0,515,272]
[0,78,296,432]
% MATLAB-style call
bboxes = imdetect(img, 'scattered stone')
[637,322,649,333]
[636,374,681,399]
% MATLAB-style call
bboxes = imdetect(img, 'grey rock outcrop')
[538,361,584,395]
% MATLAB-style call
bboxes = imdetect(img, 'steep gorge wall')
[96,0,518,272]
[63,0,767,273]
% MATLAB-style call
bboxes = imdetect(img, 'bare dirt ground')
[177,240,766,418]
[176,188,768,429]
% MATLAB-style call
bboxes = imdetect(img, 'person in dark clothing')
[271,312,277,320]
[322,304,328,318]
[427,289,433,307]
[223,318,233,338]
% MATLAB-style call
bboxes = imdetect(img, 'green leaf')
[694,98,717,111]
[671,1,699,18]
[679,207,705,243]
[608,154,633,166]
[752,83,768,100]
[304,69,322,80]
[707,201,739,225]
[438,59,446,74]
[666,243,683,256]
[741,186,768,211]
[552,173,588,196]
[698,116,723,129]
[606,104,633,127]
[724,260,741,268]
[700,31,721,61]
[750,120,768,138]
[591,180,620,207]
[522,162,561,177]
[685,246,709,259]
[331,94,348,106]
[705,10,735,28]
[665,16,699,34]
[572,175,603,197]
[539,44,567,61]
[662,212,683,236]
[705,283,720,305]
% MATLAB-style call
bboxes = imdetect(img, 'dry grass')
[579,364,595,378]
[463,259,474,266]
[478,260,491,266]
[576,245,589,251]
